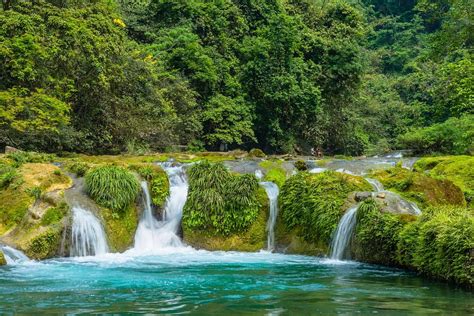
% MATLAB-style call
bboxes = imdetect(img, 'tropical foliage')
[183,161,260,236]
[85,165,140,211]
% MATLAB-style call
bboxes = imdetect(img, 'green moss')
[415,156,474,206]
[353,199,409,266]
[0,186,32,233]
[0,251,6,265]
[25,226,62,260]
[294,160,308,171]
[41,204,68,226]
[85,165,140,211]
[398,206,473,287]
[249,148,266,158]
[258,160,287,188]
[129,164,170,209]
[101,205,138,252]
[371,166,466,207]
[279,171,371,250]
[183,161,261,236]
[6,151,56,167]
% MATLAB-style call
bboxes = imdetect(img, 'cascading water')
[1,246,29,264]
[260,181,279,251]
[132,163,188,252]
[330,204,359,260]
[366,178,384,192]
[70,206,109,257]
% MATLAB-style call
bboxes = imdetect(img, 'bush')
[398,206,474,286]
[66,161,90,177]
[85,165,140,211]
[398,115,474,155]
[354,199,409,266]
[183,161,260,236]
[0,163,17,189]
[279,171,371,244]
[294,160,308,171]
[6,151,55,167]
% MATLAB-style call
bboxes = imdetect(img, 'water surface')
[0,251,472,314]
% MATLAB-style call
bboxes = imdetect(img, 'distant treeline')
[0,0,472,155]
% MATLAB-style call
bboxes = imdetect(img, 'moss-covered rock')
[414,156,474,206]
[249,148,266,158]
[101,204,139,252]
[371,166,466,208]
[0,251,6,265]
[352,200,473,287]
[129,163,169,209]
[184,188,268,251]
[277,171,371,255]
[258,160,289,188]
[24,226,63,260]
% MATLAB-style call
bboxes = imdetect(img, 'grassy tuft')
[85,165,140,211]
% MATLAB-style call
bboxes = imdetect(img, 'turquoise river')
[0,250,472,314]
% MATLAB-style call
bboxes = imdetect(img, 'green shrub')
[85,165,140,211]
[183,161,260,236]
[354,199,407,266]
[0,164,17,189]
[26,186,42,200]
[398,115,474,155]
[279,171,370,244]
[294,160,308,171]
[129,164,170,208]
[25,228,61,260]
[398,206,474,286]
[6,151,55,167]
[66,161,90,177]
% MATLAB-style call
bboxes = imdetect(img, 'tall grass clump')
[183,161,260,236]
[279,171,371,244]
[85,165,139,211]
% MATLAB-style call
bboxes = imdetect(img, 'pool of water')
[0,250,472,314]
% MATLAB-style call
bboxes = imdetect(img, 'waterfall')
[330,204,359,260]
[70,206,109,257]
[1,246,29,264]
[366,178,384,192]
[260,182,279,251]
[133,163,188,252]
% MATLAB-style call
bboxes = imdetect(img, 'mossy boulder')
[371,166,466,207]
[414,156,474,206]
[353,200,473,287]
[249,148,266,158]
[277,171,371,255]
[258,160,289,188]
[101,204,139,252]
[182,161,266,250]
[0,251,6,265]
[129,163,169,210]
[184,188,268,251]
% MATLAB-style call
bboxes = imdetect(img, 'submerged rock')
[355,192,372,202]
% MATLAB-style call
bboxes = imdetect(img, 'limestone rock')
[355,192,372,202]
[5,146,19,154]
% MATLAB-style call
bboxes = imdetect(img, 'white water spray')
[330,204,359,260]
[1,246,29,264]
[133,163,188,253]
[260,182,279,251]
[70,206,109,257]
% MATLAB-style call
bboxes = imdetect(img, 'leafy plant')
[66,161,90,177]
[183,161,260,236]
[85,165,140,211]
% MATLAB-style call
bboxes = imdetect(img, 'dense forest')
[0,0,472,155]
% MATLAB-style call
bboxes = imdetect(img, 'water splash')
[70,206,109,257]
[260,182,279,251]
[255,169,264,180]
[365,178,384,192]
[1,246,29,264]
[330,204,359,260]
[132,163,189,253]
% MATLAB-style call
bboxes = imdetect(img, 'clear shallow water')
[0,251,472,315]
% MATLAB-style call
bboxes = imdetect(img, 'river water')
[0,251,471,314]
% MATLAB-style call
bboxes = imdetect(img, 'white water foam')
[70,206,109,257]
